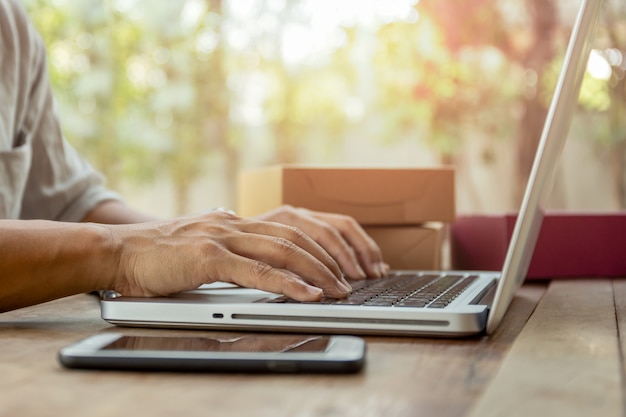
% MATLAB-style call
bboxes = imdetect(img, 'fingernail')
[338,280,352,293]
[306,286,323,296]
[380,262,390,276]
[356,265,367,279]
[339,273,351,287]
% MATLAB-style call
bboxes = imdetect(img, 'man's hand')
[108,210,353,301]
[256,205,389,280]
[0,203,387,312]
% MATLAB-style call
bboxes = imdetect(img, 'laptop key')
[363,300,394,306]
[332,298,365,305]
[427,301,448,308]
[395,300,428,307]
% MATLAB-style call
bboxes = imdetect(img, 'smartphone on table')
[58,333,366,373]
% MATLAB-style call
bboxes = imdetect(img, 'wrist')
[88,223,124,292]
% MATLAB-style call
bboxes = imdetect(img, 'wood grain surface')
[0,284,547,417]
[469,280,624,417]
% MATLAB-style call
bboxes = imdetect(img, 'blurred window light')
[181,0,207,29]
[226,0,417,69]
[196,29,220,56]
[604,48,624,68]
[344,96,365,121]
[587,49,612,81]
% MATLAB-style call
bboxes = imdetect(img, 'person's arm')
[0,1,385,313]
[0,210,352,313]
[0,219,118,312]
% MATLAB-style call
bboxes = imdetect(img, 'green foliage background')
[23,0,626,213]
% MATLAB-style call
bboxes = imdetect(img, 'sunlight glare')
[281,24,317,68]
[276,0,417,68]
[181,0,207,30]
[127,56,151,88]
[587,49,612,81]
[113,0,143,20]
[196,29,220,56]
[605,48,623,68]
[50,41,73,74]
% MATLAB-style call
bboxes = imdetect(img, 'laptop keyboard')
[267,272,479,309]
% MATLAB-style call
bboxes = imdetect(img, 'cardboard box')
[451,212,626,279]
[364,223,444,270]
[237,165,455,225]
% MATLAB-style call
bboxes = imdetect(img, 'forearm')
[0,220,119,312]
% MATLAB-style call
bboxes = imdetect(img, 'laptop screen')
[487,0,603,334]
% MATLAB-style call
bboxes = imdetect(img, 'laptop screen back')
[487,0,603,334]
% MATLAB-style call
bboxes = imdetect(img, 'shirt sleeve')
[22,127,123,222]
[0,0,122,222]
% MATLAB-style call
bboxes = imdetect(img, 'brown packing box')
[237,165,455,225]
[364,224,444,270]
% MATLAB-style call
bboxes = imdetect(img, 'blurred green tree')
[577,0,626,207]
[23,0,626,214]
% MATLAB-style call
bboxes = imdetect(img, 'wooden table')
[0,280,623,417]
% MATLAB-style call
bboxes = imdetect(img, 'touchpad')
[168,282,279,304]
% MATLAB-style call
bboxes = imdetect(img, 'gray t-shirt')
[0,0,120,221]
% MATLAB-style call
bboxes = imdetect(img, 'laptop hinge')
[470,279,497,307]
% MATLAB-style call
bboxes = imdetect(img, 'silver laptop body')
[101,0,602,337]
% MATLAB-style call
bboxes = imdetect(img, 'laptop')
[101,0,602,337]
